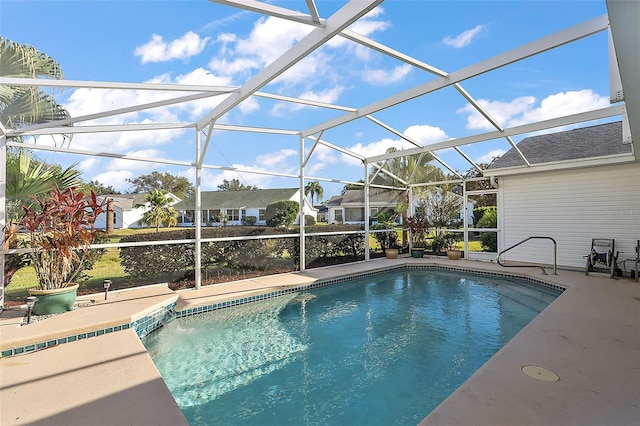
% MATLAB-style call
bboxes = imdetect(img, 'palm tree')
[2,38,76,289]
[369,149,447,246]
[0,37,70,132]
[304,181,324,206]
[3,151,83,287]
[139,190,179,232]
[6,150,82,221]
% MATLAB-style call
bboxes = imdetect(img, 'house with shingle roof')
[172,188,316,226]
[484,121,638,271]
[488,121,632,170]
[326,188,404,224]
[93,192,181,230]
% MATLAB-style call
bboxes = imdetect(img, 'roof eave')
[484,153,637,177]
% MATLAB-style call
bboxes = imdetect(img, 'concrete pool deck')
[1,257,639,425]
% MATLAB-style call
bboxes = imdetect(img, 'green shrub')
[476,206,497,228]
[473,207,497,252]
[241,215,257,226]
[304,214,316,226]
[119,227,292,279]
[480,232,498,252]
[265,200,299,227]
[370,223,398,250]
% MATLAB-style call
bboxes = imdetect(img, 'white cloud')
[135,31,210,63]
[362,64,412,85]
[208,57,259,76]
[91,170,135,192]
[255,148,297,169]
[78,157,100,173]
[510,89,609,126]
[236,17,312,67]
[313,144,338,164]
[404,125,449,145]
[271,86,344,116]
[238,97,260,115]
[302,144,338,177]
[342,124,449,166]
[61,66,234,152]
[443,25,484,48]
[328,6,390,49]
[458,96,535,130]
[476,149,506,164]
[87,149,172,191]
[107,149,166,171]
[457,89,609,130]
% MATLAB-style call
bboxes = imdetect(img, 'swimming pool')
[144,268,560,425]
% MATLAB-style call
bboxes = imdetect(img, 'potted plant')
[445,233,462,260]
[405,215,429,258]
[371,217,400,259]
[19,186,107,315]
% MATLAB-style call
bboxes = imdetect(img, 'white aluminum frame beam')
[6,140,193,167]
[10,122,195,136]
[196,0,382,131]
[367,105,625,163]
[305,0,321,25]
[365,115,462,178]
[12,92,218,134]
[209,0,326,26]
[301,14,609,138]
[607,0,640,160]
[0,77,236,93]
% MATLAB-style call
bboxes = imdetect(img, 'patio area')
[1,257,638,425]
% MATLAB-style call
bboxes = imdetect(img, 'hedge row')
[119,225,365,279]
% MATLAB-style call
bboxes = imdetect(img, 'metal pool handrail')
[497,236,558,275]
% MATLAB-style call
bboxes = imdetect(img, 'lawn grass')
[5,247,128,302]
[4,226,486,303]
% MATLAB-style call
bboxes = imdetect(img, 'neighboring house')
[485,121,639,271]
[412,187,475,226]
[93,193,181,230]
[326,188,404,224]
[315,204,329,223]
[172,188,317,226]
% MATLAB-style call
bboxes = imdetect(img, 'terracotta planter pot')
[446,250,462,260]
[29,284,79,315]
[385,248,399,259]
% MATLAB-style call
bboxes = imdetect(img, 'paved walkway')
[1,257,638,425]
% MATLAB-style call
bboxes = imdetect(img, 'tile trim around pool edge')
[2,265,565,358]
[173,264,566,320]
[1,303,176,358]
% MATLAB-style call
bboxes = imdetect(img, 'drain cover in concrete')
[521,365,560,382]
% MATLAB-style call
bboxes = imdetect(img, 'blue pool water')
[144,269,560,425]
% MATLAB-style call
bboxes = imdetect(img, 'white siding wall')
[500,163,640,270]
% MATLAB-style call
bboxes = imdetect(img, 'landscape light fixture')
[103,280,112,300]
[25,296,37,324]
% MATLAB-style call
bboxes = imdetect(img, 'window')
[259,209,266,221]
[207,209,219,222]
[370,207,379,220]
[345,207,364,222]
[334,209,343,223]
[181,210,194,223]
[227,209,240,221]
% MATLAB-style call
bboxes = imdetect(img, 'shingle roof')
[340,188,404,205]
[173,188,299,210]
[489,121,630,169]
[101,194,148,210]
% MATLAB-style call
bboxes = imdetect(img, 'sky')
[1,0,615,200]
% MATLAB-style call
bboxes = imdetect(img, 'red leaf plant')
[20,187,107,290]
